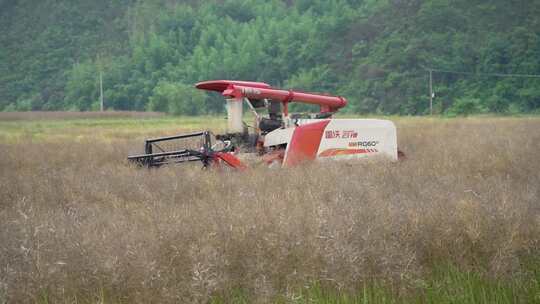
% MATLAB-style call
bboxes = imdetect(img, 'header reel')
[127,131,237,169]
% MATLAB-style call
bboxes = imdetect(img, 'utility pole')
[99,70,104,112]
[429,69,433,116]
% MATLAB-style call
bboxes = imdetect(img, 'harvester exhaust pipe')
[226,98,244,133]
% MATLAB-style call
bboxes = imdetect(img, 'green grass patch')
[3,114,540,143]
[0,115,228,142]
[209,264,540,304]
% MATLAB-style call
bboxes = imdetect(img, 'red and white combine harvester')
[128,80,400,169]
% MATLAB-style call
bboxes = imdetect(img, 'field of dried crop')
[1,113,539,303]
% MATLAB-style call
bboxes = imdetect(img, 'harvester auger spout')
[128,80,401,169]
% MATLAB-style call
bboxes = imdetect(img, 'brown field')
[0,111,164,121]
[0,116,539,303]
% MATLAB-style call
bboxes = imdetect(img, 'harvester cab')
[128,80,399,169]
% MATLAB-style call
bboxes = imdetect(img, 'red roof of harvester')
[195,80,271,93]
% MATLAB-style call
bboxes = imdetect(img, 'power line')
[425,67,540,79]
[421,67,540,115]
[363,74,427,82]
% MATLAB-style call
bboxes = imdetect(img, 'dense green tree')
[148,81,206,115]
[1,0,540,115]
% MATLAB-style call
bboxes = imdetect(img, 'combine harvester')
[128,80,400,169]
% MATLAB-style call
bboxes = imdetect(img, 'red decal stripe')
[319,148,378,157]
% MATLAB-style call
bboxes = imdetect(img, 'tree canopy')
[1,0,539,115]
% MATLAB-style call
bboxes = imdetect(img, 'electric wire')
[425,67,540,79]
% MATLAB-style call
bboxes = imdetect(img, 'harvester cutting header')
[128,80,400,169]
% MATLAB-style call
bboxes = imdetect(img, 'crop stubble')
[0,117,539,302]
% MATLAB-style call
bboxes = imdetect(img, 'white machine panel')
[264,118,398,162]
[226,98,244,133]
[263,127,295,147]
[317,119,398,161]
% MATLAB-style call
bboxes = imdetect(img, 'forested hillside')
[1,0,539,115]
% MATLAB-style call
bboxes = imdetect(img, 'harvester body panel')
[283,120,331,167]
[263,127,295,147]
[315,119,398,161]
[280,119,397,167]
